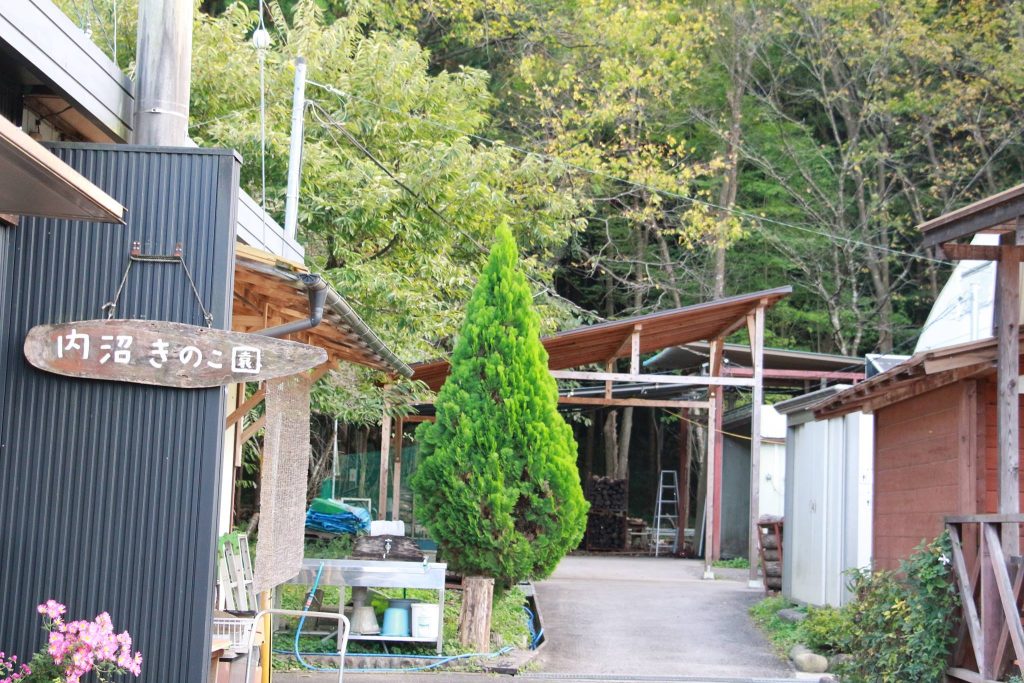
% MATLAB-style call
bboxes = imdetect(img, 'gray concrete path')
[277,555,794,683]
[530,556,791,680]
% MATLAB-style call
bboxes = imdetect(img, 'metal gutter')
[236,256,411,377]
[258,273,327,338]
[322,282,412,378]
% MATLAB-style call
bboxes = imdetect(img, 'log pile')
[585,510,627,551]
[587,476,627,511]
[757,517,784,592]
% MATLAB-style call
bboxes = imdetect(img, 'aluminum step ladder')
[652,470,679,556]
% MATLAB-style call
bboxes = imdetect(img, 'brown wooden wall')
[872,378,1024,570]
[873,382,979,570]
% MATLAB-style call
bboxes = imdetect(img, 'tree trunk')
[617,407,634,480]
[459,576,494,650]
[603,409,619,477]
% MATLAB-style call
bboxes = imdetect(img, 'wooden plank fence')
[946,514,1024,682]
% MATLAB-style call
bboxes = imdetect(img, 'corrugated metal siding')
[0,74,21,125]
[0,144,239,683]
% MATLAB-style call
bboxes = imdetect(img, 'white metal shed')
[776,386,873,607]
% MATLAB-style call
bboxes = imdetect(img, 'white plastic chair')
[243,609,351,683]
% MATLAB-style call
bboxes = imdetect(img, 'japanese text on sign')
[56,329,263,374]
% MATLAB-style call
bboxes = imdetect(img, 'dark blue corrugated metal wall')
[0,144,239,683]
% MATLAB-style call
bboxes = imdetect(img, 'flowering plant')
[2,600,143,683]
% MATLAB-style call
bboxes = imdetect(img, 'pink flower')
[36,600,66,620]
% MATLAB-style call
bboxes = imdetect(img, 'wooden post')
[629,325,642,374]
[378,401,392,521]
[459,576,494,650]
[712,386,724,561]
[390,417,405,521]
[997,229,1021,556]
[980,523,1000,678]
[704,339,724,579]
[604,359,615,400]
[677,410,690,554]
[748,306,765,587]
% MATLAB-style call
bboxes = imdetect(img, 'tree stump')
[459,575,494,650]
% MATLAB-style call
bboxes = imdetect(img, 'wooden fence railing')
[946,514,1024,683]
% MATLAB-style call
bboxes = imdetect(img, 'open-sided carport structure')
[401,286,792,582]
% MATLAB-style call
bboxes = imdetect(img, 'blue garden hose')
[523,605,544,649]
[292,561,334,672]
[285,561,514,673]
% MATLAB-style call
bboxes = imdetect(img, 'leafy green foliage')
[712,556,750,569]
[837,533,959,682]
[304,534,355,559]
[412,225,588,586]
[750,533,956,681]
[748,595,803,655]
[800,606,853,655]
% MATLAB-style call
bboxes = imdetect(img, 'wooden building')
[814,337,1021,569]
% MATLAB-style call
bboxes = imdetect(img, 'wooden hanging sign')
[24,319,327,388]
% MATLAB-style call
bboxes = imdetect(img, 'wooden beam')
[550,369,755,387]
[240,414,266,444]
[630,325,642,374]
[947,667,1001,683]
[307,359,338,385]
[378,402,393,521]
[984,523,1024,673]
[942,243,1024,262]
[391,417,404,521]
[677,410,690,555]
[558,396,710,409]
[949,524,987,672]
[981,523,1001,678]
[604,360,614,400]
[747,306,765,586]
[225,384,266,429]
[709,338,724,377]
[610,324,643,363]
[997,228,1021,555]
[703,385,718,580]
[920,193,1024,248]
[723,368,865,382]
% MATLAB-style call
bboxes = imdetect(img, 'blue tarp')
[305,501,371,535]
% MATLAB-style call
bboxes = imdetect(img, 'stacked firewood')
[587,476,627,511]
[585,510,627,551]
[757,517,784,592]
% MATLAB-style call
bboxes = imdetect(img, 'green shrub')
[801,606,852,654]
[749,596,803,655]
[837,532,958,682]
[713,556,750,569]
[411,224,589,587]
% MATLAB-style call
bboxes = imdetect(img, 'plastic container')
[410,603,439,640]
[380,607,410,637]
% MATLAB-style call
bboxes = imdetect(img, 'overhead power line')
[307,102,606,323]
[305,79,953,268]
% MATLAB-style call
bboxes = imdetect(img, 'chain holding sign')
[24,320,327,388]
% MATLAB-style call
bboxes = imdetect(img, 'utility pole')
[135,0,193,145]
[283,57,308,242]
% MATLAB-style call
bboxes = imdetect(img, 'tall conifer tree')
[413,224,588,587]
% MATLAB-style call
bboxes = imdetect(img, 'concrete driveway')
[277,555,795,683]
[529,555,791,680]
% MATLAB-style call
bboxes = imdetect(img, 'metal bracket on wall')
[103,242,214,326]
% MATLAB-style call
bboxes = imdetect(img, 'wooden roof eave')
[232,250,411,378]
[811,335,1021,419]
[410,286,791,394]
[919,183,1024,249]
